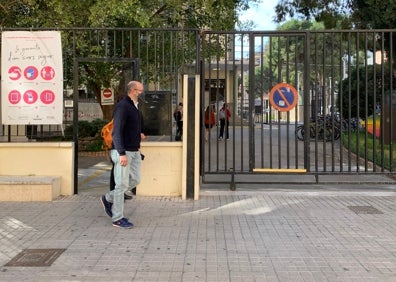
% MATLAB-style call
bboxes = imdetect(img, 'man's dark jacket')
[111,95,142,156]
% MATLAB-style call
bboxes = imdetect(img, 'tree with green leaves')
[274,0,396,30]
[1,0,258,119]
[274,0,396,62]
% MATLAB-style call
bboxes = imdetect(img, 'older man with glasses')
[100,80,146,229]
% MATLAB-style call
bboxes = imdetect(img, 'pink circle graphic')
[8,66,22,80]
[8,90,21,104]
[40,90,55,104]
[23,90,38,104]
[40,66,55,80]
[24,66,39,80]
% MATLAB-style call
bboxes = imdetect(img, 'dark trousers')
[176,120,183,136]
[219,119,229,139]
[110,162,116,191]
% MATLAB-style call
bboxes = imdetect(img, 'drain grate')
[347,205,383,214]
[5,248,65,267]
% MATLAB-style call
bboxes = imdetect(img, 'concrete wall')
[0,142,74,195]
[139,142,183,197]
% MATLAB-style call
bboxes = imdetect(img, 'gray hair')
[127,81,138,93]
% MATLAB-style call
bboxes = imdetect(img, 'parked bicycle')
[295,115,341,141]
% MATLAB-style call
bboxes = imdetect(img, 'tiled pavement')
[0,159,396,281]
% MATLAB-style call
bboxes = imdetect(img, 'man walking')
[100,81,145,228]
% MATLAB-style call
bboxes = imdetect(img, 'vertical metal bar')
[206,34,212,171]
[240,33,246,171]
[161,32,165,90]
[224,33,229,171]
[347,32,354,171]
[249,32,256,171]
[390,31,394,172]
[362,32,368,172]
[72,38,79,194]
[285,36,290,169]
[269,36,274,168]
[356,32,362,172]
[330,32,335,172]
[304,31,311,172]
[371,32,377,171]
[199,57,205,179]
[337,32,344,172]
[294,35,300,169]
[277,36,282,169]
[231,33,237,177]
[321,31,327,172]
[7,125,11,142]
[380,32,385,172]
[215,33,221,171]
[112,30,116,57]
[313,32,319,172]
[339,31,344,172]
[260,35,265,169]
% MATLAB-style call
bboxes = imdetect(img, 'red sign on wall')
[101,88,114,105]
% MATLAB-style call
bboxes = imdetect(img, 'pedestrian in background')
[174,102,183,140]
[204,105,215,141]
[218,103,231,140]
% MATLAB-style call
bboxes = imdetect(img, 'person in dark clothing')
[218,103,231,140]
[100,81,145,229]
[174,102,183,140]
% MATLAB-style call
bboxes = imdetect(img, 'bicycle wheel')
[333,126,341,140]
[309,124,316,139]
[295,125,304,141]
[324,125,341,141]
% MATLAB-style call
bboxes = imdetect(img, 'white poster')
[1,31,63,124]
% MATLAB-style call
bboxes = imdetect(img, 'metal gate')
[1,28,396,186]
[200,30,396,185]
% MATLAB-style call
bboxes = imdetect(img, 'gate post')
[183,74,200,200]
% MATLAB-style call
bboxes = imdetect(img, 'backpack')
[174,111,182,121]
[101,119,114,150]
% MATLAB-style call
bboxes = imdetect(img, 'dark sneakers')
[112,218,133,228]
[100,195,113,217]
[101,196,133,228]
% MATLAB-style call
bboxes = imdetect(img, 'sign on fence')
[1,31,63,124]
[269,83,298,112]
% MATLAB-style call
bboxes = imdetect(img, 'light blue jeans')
[105,150,141,222]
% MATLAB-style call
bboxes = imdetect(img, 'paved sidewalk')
[0,159,396,281]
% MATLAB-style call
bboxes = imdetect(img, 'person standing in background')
[204,105,216,141]
[174,102,183,140]
[218,103,231,140]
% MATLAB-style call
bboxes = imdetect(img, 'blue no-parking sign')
[269,83,298,112]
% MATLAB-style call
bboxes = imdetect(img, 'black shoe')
[124,193,133,200]
[131,187,136,195]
